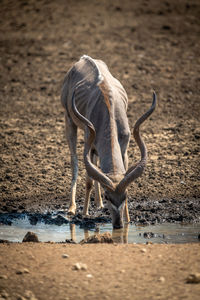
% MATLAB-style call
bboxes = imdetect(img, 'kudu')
[61,55,156,229]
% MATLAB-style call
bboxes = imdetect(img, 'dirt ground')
[0,0,200,299]
[0,243,199,300]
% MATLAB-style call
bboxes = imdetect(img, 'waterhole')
[0,213,199,243]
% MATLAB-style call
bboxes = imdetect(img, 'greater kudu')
[61,55,156,229]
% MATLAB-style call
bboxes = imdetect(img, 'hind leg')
[65,113,78,215]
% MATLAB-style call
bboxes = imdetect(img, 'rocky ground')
[0,0,200,299]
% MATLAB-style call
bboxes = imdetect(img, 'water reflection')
[69,223,129,243]
[110,225,129,243]
[66,222,200,244]
[0,216,200,244]
[69,223,101,242]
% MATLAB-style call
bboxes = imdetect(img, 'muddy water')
[0,214,199,244]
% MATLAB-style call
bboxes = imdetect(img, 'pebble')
[0,275,8,279]
[80,232,113,244]
[24,290,38,300]
[62,41,71,49]
[22,232,39,243]
[141,248,147,253]
[16,270,23,275]
[158,276,165,283]
[62,254,69,259]
[28,255,35,260]
[186,273,200,284]
[16,268,30,275]
[73,263,88,271]
[86,274,93,278]
[16,296,26,300]
[0,290,9,299]
[14,290,38,300]
[23,268,30,274]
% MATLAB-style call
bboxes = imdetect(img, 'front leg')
[83,152,103,217]
[83,173,93,216]
[123,150,130,223]
[124,199,130,223]
[93,154,103,209]
[68,152,78,215]
[65,113,78,215]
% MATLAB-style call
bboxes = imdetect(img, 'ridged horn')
[116,92,157,193]
[71,90,115,191]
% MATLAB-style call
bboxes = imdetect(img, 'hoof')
[97,204,104,210]
[83,213,90,218]
[67,207,76,216]
[95,200,104,209]
[125,216,130,223]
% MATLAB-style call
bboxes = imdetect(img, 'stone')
[16,296,26,300]
[186,273,200,284]
[22,232,39,243]
[158,276,165,283]
[62,41,71,49]
[23,268,30,274]
[0,290,9,299]
[80,232,113,244]
[141,248,147,253]
[73,263,88,271]
[16,290,38,300]
[143,232,155,238]
[16,268,30,275]
[62,254,69,259]
[24,290,38,300]
[0,275,8,279]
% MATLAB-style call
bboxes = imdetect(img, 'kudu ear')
[116,92,157,193]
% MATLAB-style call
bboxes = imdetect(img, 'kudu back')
[61,55,156,229]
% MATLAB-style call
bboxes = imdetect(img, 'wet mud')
[0,211,110,228]
[0,196,200,231]
[0,212,200,244]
